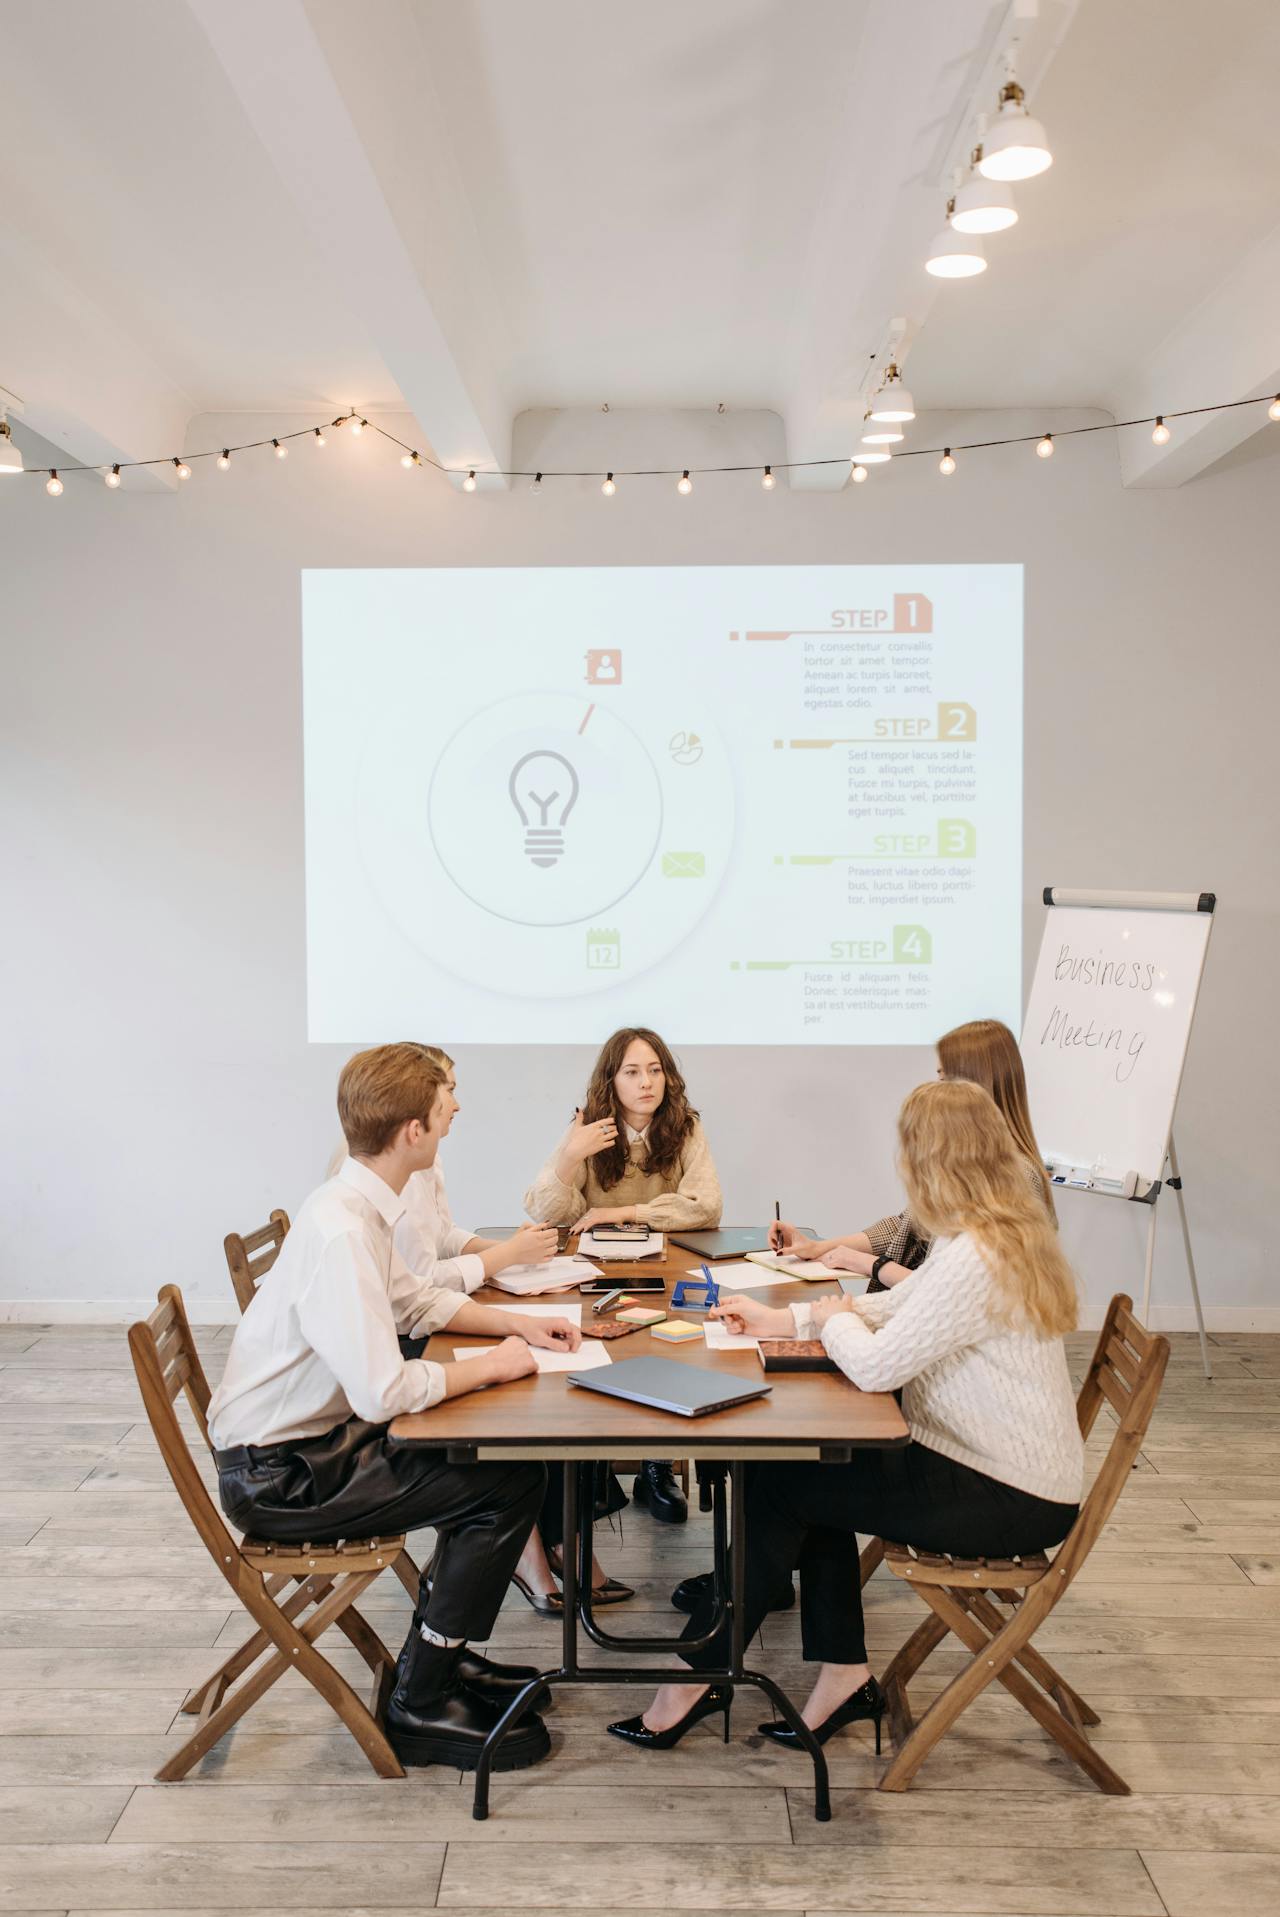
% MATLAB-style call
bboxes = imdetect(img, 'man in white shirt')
[209,1043,581,1773]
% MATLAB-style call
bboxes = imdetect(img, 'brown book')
[757,1338,838,1373]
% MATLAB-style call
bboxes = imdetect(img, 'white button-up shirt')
[395,1162,486,1293]
[207,1158,467,1450]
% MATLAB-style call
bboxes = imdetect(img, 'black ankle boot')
[394,1612,549,1713]
[633,1459,688,1524]
[386,1629,551,1772]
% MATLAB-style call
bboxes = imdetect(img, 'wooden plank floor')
[0,1325,1276,1915]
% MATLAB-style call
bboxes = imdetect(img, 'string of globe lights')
[2,390,1278,499]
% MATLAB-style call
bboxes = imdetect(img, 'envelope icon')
[662,851,705,878]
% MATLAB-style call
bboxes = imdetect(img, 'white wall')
[3,406,1276,1327]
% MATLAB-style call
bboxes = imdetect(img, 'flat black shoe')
[632,1460,688,1525]
[457,1648,552,1715]
[670,1570,796,1614]
[607,1684,732,1749]
[758,1676,885,1755]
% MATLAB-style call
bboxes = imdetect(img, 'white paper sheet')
[489,1256,600,1295]
[685,1260,797,1291]
[702,1320,759,1352]
[579,1230,665,1261]
[495,1301,584,1325]
[453,1340,612,1374]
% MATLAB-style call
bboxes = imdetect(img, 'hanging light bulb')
[348,415,364,436]
[105,464,122,488]
[273,438,288,459]
[977,62,1052,181]
[677,470,693,494]
[1151,417,1171,446]
[868,365,916,422]
[46,470,63,496]
[925,201,988,277]
[217,449,231,470]
[401,451,420,468]
[314,427,327,447]
[1269,396,1280,422]
[462,470,477,492]
[951,155,1018,233]
[939,449,957,475]
[174,458,191,480]
[0,417,24,474]
[850,463,869,483]
[601,472,616,495]
[761,465,776,489]
[1036,434,1055,458]
[529,472,543,492]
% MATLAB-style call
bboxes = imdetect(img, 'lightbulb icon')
[508,750,580,867]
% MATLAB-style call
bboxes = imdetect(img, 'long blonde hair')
[937,1018,1056,1222]
[898,1079,1078,1337]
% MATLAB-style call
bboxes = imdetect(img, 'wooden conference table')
[389,1239,908,1820]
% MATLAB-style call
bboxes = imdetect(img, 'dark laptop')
[669,1227,817,1259]
[567,1354,772,1418]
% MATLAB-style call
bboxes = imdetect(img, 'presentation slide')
[302,564,1022,1044]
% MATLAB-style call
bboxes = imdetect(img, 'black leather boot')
[632,1459,688,1524]
[394,1610,550,1713]
[385,1629,551,1771]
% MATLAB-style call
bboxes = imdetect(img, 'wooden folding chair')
[876,1293,1169,1795]
[129,1283,420,1780]
[223,1209,290,1313]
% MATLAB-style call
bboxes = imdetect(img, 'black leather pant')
[681,1445,1078,1670]
[216,1417,544,1643]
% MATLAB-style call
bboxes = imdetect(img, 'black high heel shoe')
[608,1684,732,1749]
[758,1676,885,1755]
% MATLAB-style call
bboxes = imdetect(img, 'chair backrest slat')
[224,1209,290,1314]
[128,1288,237,1578]
[1051,1294,1168,1590]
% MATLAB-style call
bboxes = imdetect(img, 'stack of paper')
[579,1230,664,1260]
[744,1251,841,1281]
[453,1340,612,1374]
[681,1260,803,1291]
[489,1257,599,1296]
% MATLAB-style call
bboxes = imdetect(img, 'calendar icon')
[586,927,621,969]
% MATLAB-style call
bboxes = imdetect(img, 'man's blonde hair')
[898,1079,1078,1337]
[337,1043,449,1158]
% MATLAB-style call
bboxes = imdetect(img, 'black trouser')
[216,1417,544,1644]
[681,1446,1078,1669]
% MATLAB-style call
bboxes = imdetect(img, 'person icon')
[586,649,621,685]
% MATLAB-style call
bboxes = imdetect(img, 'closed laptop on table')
[567,1354,772,1417]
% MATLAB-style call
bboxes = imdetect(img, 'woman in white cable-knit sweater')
[609,1077,1084,1754]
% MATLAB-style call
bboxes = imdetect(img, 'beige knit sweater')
[523,1119,722,1229]
[794,1232,1084,1505]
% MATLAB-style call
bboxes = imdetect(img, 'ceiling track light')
[976,63,1052,181]
[925,199,988,277]
[951,150,1018,233]
[761,465,776,489]
[1036,433,1054,458]
[462,470,477,491]
[601,472,616,495]
[939,449,957,475]
[1151,416,1171,446]
[105,463,122,488]
[46,469,63,496]
[0,417,24,474]
[868,364,916,422]
[677,470,693,494]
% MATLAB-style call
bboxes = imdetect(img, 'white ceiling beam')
[187,0,511,487]
[784,0,1080,489]
[0,222,187,492]
[1113,219,1280,488]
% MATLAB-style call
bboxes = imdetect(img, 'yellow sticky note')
[652,1319,702,1343]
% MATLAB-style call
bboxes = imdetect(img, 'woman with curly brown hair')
[523,1027,723,1535]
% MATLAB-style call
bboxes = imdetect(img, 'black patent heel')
[758,1676,885,1752]
[607,1683,732,1750]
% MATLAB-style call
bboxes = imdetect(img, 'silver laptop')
[669,1226,816,1259]
[567,1354,772,1418]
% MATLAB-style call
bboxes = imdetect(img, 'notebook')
[566,1353,772,1418]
